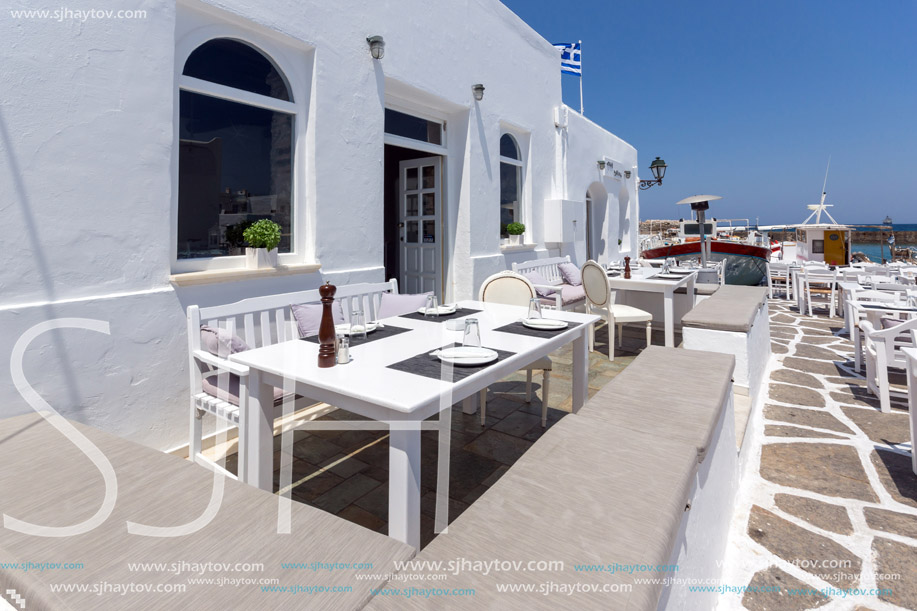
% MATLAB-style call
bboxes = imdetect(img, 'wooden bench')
[0,413,414,610]
[367,347,737,610]
[512,255,586,311]
[681,285,770,398]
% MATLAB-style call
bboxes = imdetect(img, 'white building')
[1,0,640,451]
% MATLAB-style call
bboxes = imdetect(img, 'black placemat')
[493,320,583,339]
[301,324,412,346]
[386,343,516,382]
[861,303,917,312]
[397,306,483,322]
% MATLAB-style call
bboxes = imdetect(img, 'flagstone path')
[721,299,917,611]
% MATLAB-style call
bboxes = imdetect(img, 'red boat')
[642,227,772,285]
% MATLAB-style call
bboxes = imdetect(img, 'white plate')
[436,347,498,367]
[653,274,683,279]
[416,304,458,316]
[335,322,379,335]
[522,318,568,330]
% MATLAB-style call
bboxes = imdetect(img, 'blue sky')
[501,0,917,225]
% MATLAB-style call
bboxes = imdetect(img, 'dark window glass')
[177,90,293,259]
[812,240,825,254]
[385,109,442,145]
[183,39,291,101]
[500,162,521,237]
[683,223,714,235]
[500,134,520,160]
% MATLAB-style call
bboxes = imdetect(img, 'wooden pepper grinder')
[317,282,337,368]
[623,256,632,279]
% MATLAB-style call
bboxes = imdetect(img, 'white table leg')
[244,369,274,492]
[434,405,452,534]
[687,275,697,307]
[571,330,588,413]
[664,289,675,347]
[389,425,422,550]
[461,393,477,415]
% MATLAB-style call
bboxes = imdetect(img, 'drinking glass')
[350,309,367,340]
[424,294,439,318]
[527,298,542,320]
[462,318,482,348]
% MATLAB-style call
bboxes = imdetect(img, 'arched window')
[499,134,523,239]
[177,38,295,261]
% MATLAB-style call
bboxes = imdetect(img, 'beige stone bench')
[367,347,737,610]
[681,285,770,397]
[0,413,413,610]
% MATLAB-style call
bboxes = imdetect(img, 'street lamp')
[639,157,667,190]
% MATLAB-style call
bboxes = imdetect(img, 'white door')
[399,156,442,296]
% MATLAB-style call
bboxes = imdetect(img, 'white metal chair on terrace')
[801,267,839,317]
[477,271,552,427]
[903,346,917,474]
[862,317,917,413]
[580,260,652,361]
[766,261,794,300]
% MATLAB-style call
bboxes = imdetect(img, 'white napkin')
[524,318,564,328]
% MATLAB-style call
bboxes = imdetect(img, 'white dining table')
[229,300,598,550]
[606,268,697,347]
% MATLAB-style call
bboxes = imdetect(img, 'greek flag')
[553,42,581,76]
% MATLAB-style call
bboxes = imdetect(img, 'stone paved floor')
[722,298,917,611]
[214,323,664,549]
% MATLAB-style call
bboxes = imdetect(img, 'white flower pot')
[246,247,278,269]
[508,234,522,245]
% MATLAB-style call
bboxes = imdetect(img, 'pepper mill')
[623,256,632,279]
[317,282,337,368]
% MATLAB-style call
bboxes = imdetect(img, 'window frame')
[172,24,308,274]
[499,132,525,241]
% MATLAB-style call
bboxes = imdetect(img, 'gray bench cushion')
[0,414,413,610]
[674,283,720,296]
[366,413,699,611]
[681,285,768,332]
[578,346,734,463]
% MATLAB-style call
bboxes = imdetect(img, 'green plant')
[243,219,282,250]
[617,238,623,246]
[225,220,254,248]
[506,222,525,236]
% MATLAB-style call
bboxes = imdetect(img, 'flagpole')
[578,40,584,114]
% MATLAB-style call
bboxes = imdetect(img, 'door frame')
[398,155,444,297]
[384,132,447,299]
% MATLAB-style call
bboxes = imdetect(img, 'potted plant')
[506,222,525,245]
[243,219,282,269]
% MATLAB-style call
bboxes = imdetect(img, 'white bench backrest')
[188,279,399,354]
[511,256,571,286]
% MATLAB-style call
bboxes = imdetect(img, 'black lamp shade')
[650,157,667,181]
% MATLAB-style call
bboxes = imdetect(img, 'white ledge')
[170,263,322,287]
[500,243,537,253]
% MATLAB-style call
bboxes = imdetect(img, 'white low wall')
[658,388,738,611]
[682,302,771,397]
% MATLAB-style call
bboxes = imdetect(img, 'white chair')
[862,317,917,413]
[801,267,839,317]
[477,271,552,427]
[580,260,652,361]
[904,346,917,475]
[766,261,794,300]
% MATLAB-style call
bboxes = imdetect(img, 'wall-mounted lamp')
[624,170,632,179]
[639,157,667,190]
[472,84,485,101]
[597,160,607,171]
[366,36,385,60]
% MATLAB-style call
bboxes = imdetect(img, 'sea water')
[849,223,917,261]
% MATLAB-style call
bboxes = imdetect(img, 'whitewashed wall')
[0,0,639,449]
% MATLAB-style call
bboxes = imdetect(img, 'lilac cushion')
[201,374,285,407]
[521,270,556,297]
[200,325,249,356]
[291,302,344,338]
[557,262,582,286]
[559,284,587,305]
[881,317,903,330]
[378,292,433,319]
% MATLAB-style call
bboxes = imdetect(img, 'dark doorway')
[384,144,438,285]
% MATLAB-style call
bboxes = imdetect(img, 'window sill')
[500,243,537,253]
[170,263,322,287]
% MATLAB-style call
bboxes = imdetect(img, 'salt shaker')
[336,336,350,364]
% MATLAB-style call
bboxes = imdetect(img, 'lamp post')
[676,195,723,267]
[639,157,667,190]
